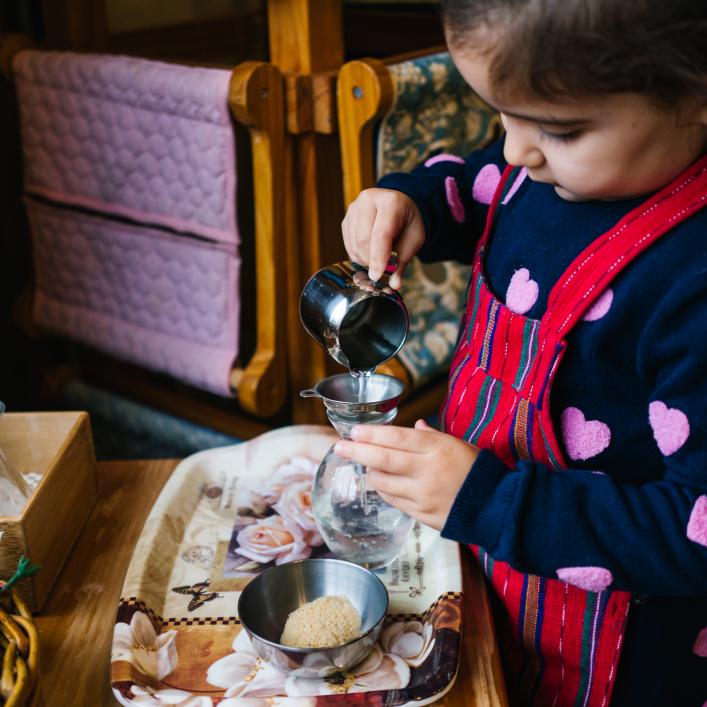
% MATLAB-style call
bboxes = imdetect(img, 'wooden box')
[0,412,97,612]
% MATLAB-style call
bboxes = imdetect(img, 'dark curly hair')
[440,0,707,104]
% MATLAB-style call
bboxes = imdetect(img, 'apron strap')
[543,154,707,337]
[473,165,522,262]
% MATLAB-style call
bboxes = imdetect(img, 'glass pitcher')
[301,374,414,569]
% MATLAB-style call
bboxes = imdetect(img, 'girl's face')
[450,43,707,201]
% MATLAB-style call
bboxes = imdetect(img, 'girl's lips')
[526,170,585,200]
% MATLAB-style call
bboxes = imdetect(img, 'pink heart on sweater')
[502,168,528,204]
[445,176,466,224]
[556,566,613,592]
[472,164,501,204]
[687,495,707,547]
[425,153,465,167]
[560,407,611,460]
[582,288,614,321]
[649,400,690,456]
[506,268,539,314]
[693,626,707,657]
[472,164,527,205]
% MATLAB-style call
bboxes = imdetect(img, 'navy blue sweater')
[379,140,707,706]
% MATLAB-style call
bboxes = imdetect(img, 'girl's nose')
[501,115,545,169]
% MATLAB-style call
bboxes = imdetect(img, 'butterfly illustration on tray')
[171,580,221,612]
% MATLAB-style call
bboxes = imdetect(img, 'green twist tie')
[0,556,40,596]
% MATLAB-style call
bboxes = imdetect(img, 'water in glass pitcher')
[312,452,414,570]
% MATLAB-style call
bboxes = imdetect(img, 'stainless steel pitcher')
[299,261,409,371]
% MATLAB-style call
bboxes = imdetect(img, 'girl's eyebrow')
[472,87,589,127]
[503,110,588,126]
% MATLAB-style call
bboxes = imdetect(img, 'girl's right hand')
[341,188,426,290]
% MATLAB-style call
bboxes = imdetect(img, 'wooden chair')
[338,49,502,423]
[1,35,290,439]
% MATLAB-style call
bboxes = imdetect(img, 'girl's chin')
[554,185,587,202]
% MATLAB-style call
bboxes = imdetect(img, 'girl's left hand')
[333,419,479,530]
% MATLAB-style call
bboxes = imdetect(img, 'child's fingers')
[350,206,377,267]
[341,218,360,264]
[366,469,414,502]
[350,423,433,452]
[367,209,401,282]
[375,488,404,509]
[342,192,376,264]
[369,468,445,530]
[370,479,438,529]
[387,202,425,289]
[334,440,417,475]
[388,261,407,290]
[414,419,434,431]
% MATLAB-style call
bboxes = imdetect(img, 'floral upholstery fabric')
[376,51,501,387]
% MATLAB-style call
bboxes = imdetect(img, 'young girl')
[334,1,707,705]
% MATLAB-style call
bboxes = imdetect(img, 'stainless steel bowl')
[237,558,389,678]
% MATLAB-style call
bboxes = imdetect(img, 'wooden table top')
[35,459,508,706]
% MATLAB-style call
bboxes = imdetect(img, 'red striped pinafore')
[441,156,707,706]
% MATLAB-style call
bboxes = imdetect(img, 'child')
[333,1,707,705]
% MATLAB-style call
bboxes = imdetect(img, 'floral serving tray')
[111,425,464,706]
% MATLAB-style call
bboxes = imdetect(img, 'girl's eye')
[539,128,582,143]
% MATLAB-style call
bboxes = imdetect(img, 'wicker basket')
[0,590,40,706]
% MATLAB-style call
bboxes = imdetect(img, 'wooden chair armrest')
[337,58,394,208]
[337,46,456,208]
[228,62,288,417]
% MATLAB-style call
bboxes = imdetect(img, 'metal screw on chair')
[352,85,364,99]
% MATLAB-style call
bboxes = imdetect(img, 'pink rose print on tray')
[556,566,613,592]
[223,456,331,578]
[274,479,323,546]
[506,268,539,314]
[648,400,690,456]
[236,455,318,514]
[236,516,312,566]
[560,407,611,461]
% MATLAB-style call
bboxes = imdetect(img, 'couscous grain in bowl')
[237,558,388,678]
